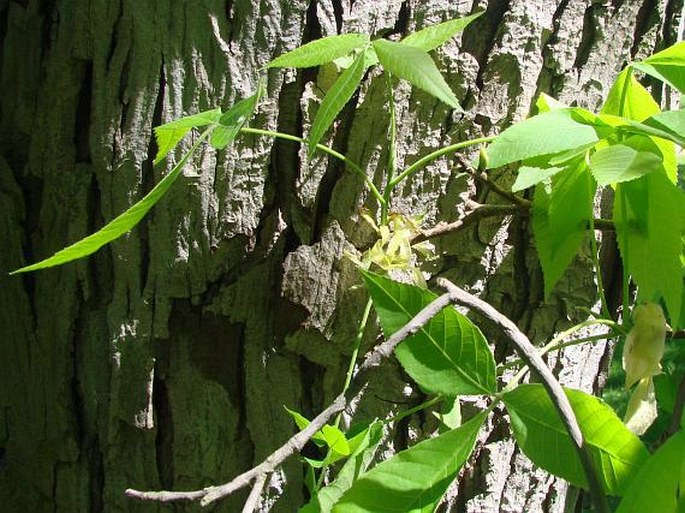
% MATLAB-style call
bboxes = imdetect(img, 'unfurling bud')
[622,303,668,389]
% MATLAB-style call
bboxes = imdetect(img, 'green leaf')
[308,49,367,155]
[512,165,563,192]
[10,130,210,274]
[535,92,568,113]
[322,425,351,458]
[589,144,662,186]
[401,10,484,52]
[300,422,384,513]
[153,108,221,164]
[632,42,685,94]
[210,90,261,150]
[615,430,685,513]
[614,173,685,329]
[361,270,496,396]
[371,39,461,110]
[601,67,660,121]
[332,411,486,513]
[641,110,685,149]
[503,384,650,495]
[532,158,595,297]
[284,406,327,446]
[486,109,606,169]
[268,34,369,68]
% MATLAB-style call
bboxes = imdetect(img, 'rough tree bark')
[0,1,681,512]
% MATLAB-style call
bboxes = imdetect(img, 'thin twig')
[126,291,455,507]
[436,278,609,513]
[453,154,531,208]
[414,204,519,242]
[241,474,267,513]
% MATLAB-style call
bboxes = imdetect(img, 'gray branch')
[437,278,609,513]
[126,292,455,507]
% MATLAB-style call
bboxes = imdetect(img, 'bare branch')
[415,204,518,242]
[241,474,268,513]
[126,291,455,508]
[436,278,609,513]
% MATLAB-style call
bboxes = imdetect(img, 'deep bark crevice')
[461,0,510,90]
[573,3,599,70]
[631,0,660,58]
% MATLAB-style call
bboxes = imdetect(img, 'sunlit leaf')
[614,173,685,329]
[361,270,496,396]
[154,108,221,164]
[372,39,461,110]
[11,130,210,274]
[615,430,685,513]
[332,412,486,513]
[268,34,369,68]
[284,406,326,446]
[300,422,384,513]
[532,158,594,297]
[512,165,563,192]
[486,109,607,169]
[589,144,662,186]
[308,49,367,155]
[631,42,685,94]
[503,384,650,495]
[401,10,483,51]
[210,90,261,150]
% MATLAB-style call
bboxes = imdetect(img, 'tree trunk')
[0,1,681,512]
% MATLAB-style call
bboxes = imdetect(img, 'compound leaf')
[486,109,606,169]
[589,144,662,186]
[632,42,685,94]
[615,430,685,513]
[614,173,685,329]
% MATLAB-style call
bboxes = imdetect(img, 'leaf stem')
[239,127,385,206]
[588,214,612,320]
[335,297,374,429]
[388,135,496,190]
[381,73,398,224]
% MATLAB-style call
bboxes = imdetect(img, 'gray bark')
[0,0,680,512]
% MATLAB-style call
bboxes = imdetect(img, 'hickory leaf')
[308,49,367,155]
[11,130,211,274]
[614,173,685,329]
[332,411,486,513]
[211,90,261,150]
[401,10,483,51]
[631,42,685,94]
[532,158,595,297]
[615,430,685,513]
[268,34,369,68]
[589,144,662,186]
[372,39,461,110]
[154,108,221,164]
[486,109,606,169]
[300,422,384,513]
[361,270,496,396]
[503,384,650,495]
